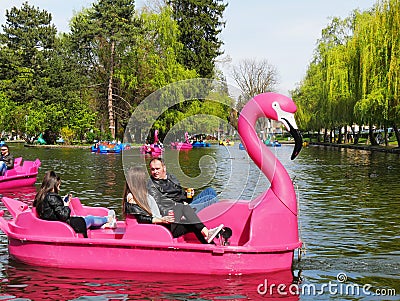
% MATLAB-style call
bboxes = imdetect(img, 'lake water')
[0,143,398,300]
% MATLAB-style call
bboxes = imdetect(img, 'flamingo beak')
[286,121,303,160]
[279,113,303,160]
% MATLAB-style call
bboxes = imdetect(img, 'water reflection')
[0,185,37,204]
[0,143,399,300]
[0,262,300,300]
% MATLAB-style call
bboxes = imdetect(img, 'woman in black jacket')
[33,171,116,237]
[33,171,88,237]
[122,167,223,244]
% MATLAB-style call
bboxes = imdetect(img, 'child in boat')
[0,144,14,176]
[33,171,117,238]
[122,167,224,244]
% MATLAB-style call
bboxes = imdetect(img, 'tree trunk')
[337,126,343,144]
[393,123,400,147]
[108,40,116,139]
[368,123,378,146]
[351,126,358,144]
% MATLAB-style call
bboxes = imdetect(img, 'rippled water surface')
[0,143,399,300]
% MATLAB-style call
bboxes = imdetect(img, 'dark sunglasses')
[1,149,7,151]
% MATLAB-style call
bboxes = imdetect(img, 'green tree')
[354,0,400,146]
[69,0,138,139]
[0,2,95,143]
[167,0,227,78]
[116,6,198,140]
[0,1,57,105]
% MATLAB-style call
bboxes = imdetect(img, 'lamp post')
[25,115,28,139]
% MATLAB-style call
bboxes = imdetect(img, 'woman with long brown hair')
[34,171,116,238]
[123,167,223,244]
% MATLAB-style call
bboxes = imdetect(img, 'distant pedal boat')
[0,157,41,190]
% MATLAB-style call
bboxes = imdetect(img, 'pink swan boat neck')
[0,157,41,190]
[0,92,303,275]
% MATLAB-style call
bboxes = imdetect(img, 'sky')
[0,0,378,95]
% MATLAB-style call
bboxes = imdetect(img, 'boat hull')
[7,235,297,274]
[0,177,37,190]
[92,143,130,153]
[0,158,41,190]
[171,142,193,150]
[139,144,164,156]
[0,190,301,275]
[219,140,234,146]
[192,141,210,148]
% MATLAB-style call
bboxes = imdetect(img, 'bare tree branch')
[231,58,278,111]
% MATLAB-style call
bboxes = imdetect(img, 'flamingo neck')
[238,109,296,214]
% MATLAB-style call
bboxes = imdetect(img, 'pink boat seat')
[197,200,253,246]
[9,209,79,238]
[4,169,18,177]
[123,215,174,242]
[22,158,41,173]
[69,197,109,217]
[13,157,22,166]
[1,197,29,218]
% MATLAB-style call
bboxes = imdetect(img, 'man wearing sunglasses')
[0,144,14,176]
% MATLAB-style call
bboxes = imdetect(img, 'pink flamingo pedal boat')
[171,131,193,150]
[0,93,303,274]
[0,157,41,190]
[139,129,164,156]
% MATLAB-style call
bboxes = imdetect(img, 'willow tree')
[292,60,327,141]
[352,0,400,147]
[345,13,364,143]
[381,0,400,146]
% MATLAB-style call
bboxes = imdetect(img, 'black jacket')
[125,202,153,224]
[36,192,71,222]
[147,172,186,216]
[0,153,14,169]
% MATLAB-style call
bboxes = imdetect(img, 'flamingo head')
[252,92,303,160]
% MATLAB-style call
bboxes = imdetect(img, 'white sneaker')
[103,210,117,228]
[207,224,224,243]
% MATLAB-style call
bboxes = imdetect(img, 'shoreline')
[23,144,90,149]
[308,141,400,154]
[8,139,400,154]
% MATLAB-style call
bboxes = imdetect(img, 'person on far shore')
[0,144,14,176]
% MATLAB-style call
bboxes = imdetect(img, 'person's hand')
[127,195,135,203]
[64,193,72,206]
[161,215,174,223]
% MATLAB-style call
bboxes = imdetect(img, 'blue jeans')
[189,187,218,212]
[83,215,108,229]
[0,162,7,176]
